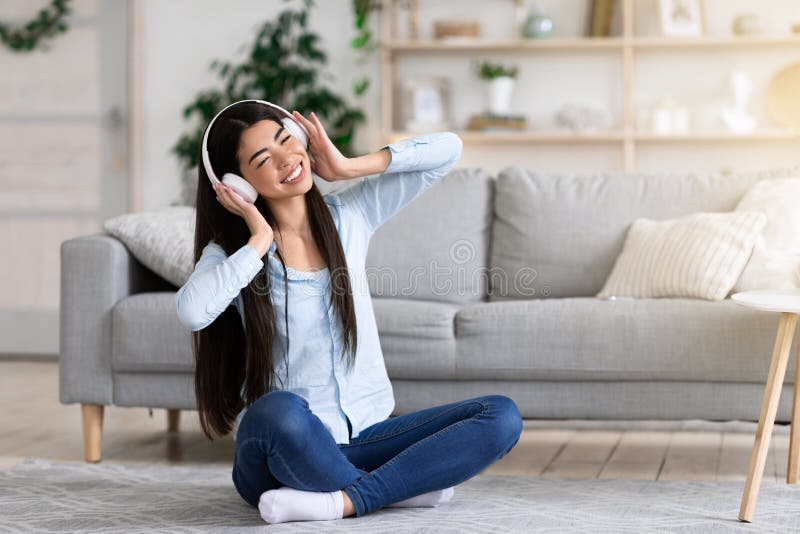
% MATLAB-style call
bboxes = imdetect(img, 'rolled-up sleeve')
[335,131,463,236]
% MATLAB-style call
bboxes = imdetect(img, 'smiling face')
[236,118,313,199]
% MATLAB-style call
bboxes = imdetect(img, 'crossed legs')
[232,390,522,520]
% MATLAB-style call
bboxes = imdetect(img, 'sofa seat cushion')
[113,293,460,377]
[455,298,794,382]
[112,292,195,373]
[372,297,460,379]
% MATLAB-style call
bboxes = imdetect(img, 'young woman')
[175,100,523,524]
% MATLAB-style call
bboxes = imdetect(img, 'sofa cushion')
[454,298,794,383]
[371,297,460,379]
[367,167,494,304]
[597,211,766,301]
[734,177,800,292]
[489,167,800,300]
[104,206,194,288]
[112,292,461,378]
[112,292,195,373]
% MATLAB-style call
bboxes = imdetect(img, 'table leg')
[788,321,800,484]
[739,312,798,523]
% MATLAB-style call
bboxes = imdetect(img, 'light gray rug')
[1,458,798,533]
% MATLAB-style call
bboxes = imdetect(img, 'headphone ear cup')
[220,173,258,203]
[281,117,308,148]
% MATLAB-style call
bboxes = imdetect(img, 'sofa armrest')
[59,234,174,405]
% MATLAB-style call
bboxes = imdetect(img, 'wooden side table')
[731,290,800,522]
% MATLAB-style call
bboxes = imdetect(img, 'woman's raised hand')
[213,182,274,243]
[291,110,351,182]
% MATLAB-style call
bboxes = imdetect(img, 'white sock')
[387,486,455,508]
[258,487,344,524]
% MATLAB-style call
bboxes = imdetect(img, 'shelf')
[635,132,799,142]
[384,35,800,52]
[386,38,623,51]
[388,130,626,143]
[386,130,799,144]
[379,2,800,170]
[632,35,800,48]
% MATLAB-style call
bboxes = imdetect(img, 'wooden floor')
[0,360,791,483]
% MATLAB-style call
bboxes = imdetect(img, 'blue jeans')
[232,390,523,517]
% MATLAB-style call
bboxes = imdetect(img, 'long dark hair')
[192,101,357,440]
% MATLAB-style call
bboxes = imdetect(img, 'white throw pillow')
[103,206,195,287]
[733,178,800,292]
[597,211,766,301]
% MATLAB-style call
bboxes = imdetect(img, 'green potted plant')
[171,0,365,206]
[350,0,383,98]
[472,60,519,116]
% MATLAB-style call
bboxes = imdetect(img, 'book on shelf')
[466,112,527,131]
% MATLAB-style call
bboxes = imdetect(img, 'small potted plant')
[473,60,519,116]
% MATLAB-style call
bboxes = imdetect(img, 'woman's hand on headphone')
[292,110,350,182]
[214,182,274,242]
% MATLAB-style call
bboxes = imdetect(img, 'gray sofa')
[60,166,798,462]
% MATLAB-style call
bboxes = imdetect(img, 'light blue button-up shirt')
[175,131,463,444]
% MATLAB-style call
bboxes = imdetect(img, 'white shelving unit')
[378,0,800,171]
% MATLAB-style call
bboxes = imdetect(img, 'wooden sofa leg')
[81,404,104,463]
[167,409,180,433]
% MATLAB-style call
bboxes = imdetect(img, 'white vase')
[488,76,515,115]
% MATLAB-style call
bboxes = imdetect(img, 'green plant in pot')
[171,0,365,206]
[472,60,519,117]
[350,0,383,98]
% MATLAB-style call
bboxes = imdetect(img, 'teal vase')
[523,7,553,39]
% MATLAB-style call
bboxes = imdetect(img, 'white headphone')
[201,99,310,203]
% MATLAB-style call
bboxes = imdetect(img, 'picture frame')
[397,76,451,132]
[659,0,705,37]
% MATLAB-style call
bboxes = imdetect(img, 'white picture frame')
[659,0,705,37]
[398,77,451,132]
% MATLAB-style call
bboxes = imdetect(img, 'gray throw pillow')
[103,206,195,287]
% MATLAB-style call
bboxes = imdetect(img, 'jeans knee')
[237,390,310,444]
[485,394,523,456]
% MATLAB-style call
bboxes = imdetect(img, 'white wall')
[0,0,117,356]
[140,0,800,211]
